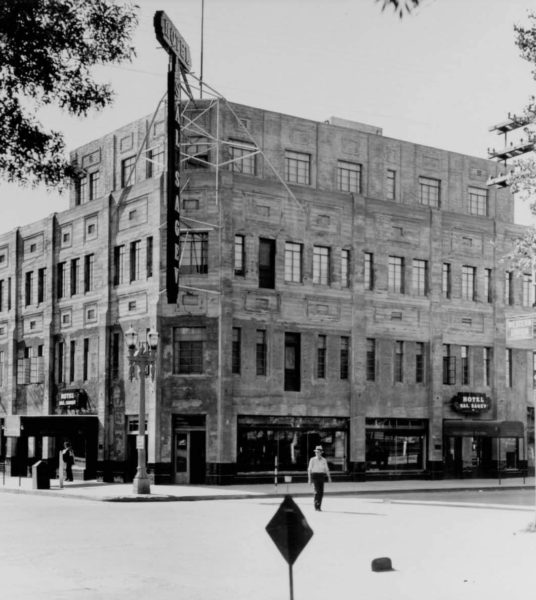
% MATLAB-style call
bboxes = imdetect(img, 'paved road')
[375,488,536,507]
[0,491,534,599]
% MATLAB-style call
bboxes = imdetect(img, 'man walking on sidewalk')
[308,445,332,511]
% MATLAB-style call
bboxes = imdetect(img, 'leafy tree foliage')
[376,0,422,18]
[0,0,138,188]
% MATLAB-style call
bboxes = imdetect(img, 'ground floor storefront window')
[365,418,427,472]
[237,415,348,473]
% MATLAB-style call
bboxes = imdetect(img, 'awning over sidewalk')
[19,415,99,437]
[444,420,524,438]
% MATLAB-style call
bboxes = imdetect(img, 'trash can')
[32,460,50,490]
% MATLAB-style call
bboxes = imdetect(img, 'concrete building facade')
[0,99,533,484]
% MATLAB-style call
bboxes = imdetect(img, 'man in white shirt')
[307,445,332,511]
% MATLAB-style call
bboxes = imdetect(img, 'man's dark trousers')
[311,473,326,510]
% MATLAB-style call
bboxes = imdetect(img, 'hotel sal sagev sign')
[451,392,491,415]
[154,11,192,303]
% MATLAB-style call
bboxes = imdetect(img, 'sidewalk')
[0,472,534,502]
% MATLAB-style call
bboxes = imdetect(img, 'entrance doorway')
[173,429,206,484]
[444,436,492,477]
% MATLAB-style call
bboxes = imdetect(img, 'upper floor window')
[229,140,256,175]
[443,344,456,385]
[388,256,404,293]
[506,348,512,388]
[468,187,488,216]
[232,327,241,374]
[57,262,67,299]
[130,240,141,282]
[70,258,79,296]
[121,155,136,188]
[505,271,514,305]
[88,171,99,201]
[522,273,533,306]
[185,136,209,168]
[285,242,302,283]
[412,259,428,296]
[234,235,245,276]
[113,245,125,286]
[341,249,350,288]
[179,232,208,275]
[146,145,165,178]
[419,176,440,208]
[337,161,361,193]
[285,150,310,185]
[442,263,451,299]
[461,265,476,301]
[366,338,376,381]
[84,254,95,292]
[340,336,349,380]
[146,237,153,278]
[415,342,425,383]
[484,347,491,387]
[173,327,206,374]
[259,238,275,289]
[25,271,33,306]
[364,252,374,291]
[313,246,330,285]
[256,329,267,376]
[316,335,327,379]
[484,268,492,303]
[461,345,470,385]
[386,169,396,200]
[394,341,404,383]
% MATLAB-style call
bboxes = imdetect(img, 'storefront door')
[173,429,206,484]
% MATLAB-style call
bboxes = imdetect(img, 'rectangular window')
[285,150,310,185]
[70,258,79,296]
[522,273,533,306]
[88,171,99,201]
[57,262,66,299]
[366,338,376,381]
[114,245,125,286]
[76,176,88,205]
[506,348,512,388]
[364,252,374,291]
[285,242,302,283]
[505,271,514,305]
[111,332,120,380]
[173,327,205,374]
[484,347,491,387]
[0,350,4,387]
[84,253,94,292]
[234,235,245,276]
[232,327,241,374]
[83,338,89,381]
[146,236,153,278]
[284,332,301,391]
[259,238,276,289]
[461,345,470,385]
[533,351,536,388]
[229,139,256,175]
[57,341,65,384]
[130,240,141,282]
[313,246,330,285]
[341,249,350,288]
[388,256,404,293]
[317,335,326,379]
[340,336,349,380]
[179,232,209,275]
[146,145,165,178]
[484,268,492,303]
[394,341,404,383]
[25,271,33,306]
[419,176,440,208]
[121,155,136,188]
[462,265,476,301]
[443,344,456,385]
[412,259,428,296]
[69,340,76,383]
[37,268,45,303]
[0,279,3,312]
[415,342,424,383]
[468,186,488,216]
[256,329,267,376]
[442,263,451,298]
[7,277,11,310]
[337,161,361,193]
[386,169,396,200]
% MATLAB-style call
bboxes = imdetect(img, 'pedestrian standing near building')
[62,441,74,482]
[307,445,332,511]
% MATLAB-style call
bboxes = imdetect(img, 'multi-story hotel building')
[0,99,532,484]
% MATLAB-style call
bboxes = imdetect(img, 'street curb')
[0,484,532,503]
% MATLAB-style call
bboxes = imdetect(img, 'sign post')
[154,11,192,304]
[266,495,314,600]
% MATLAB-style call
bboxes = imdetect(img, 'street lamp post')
[125,326,159,495]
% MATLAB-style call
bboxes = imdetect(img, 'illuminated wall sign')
[154,11,192,304]
[451,393,491,414]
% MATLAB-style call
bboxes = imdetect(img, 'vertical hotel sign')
[154,11,192,303]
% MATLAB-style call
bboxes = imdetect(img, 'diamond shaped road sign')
[266,495,314,565]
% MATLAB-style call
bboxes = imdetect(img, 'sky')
[2,0,536,232]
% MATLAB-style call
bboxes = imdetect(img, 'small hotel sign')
[154,11,191,71]
[451,393,491,415]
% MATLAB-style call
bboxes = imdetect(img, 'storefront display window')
[237,416,348,473]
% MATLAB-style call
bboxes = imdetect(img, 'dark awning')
[444,420,524,438]
[19,415,99,437]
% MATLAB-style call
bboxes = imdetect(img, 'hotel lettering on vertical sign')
[154,11,192,303]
